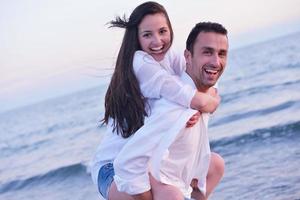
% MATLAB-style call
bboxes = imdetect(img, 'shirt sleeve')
[168,48,186,76]
[133,50,196,108]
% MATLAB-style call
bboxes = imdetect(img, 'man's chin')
[206,80,217,86]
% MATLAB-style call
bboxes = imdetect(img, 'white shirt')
[91,48,196,184]
[133,49,196,108]
[91,48,211,197]
[113,73,211,198]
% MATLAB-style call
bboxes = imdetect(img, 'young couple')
[91,1,229,200]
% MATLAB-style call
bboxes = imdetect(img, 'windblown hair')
[186,22,228,55]
[103,1,173,138]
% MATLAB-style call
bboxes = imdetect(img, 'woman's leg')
[205,152,225,197]
[108,181,152,200]
[191,152,225,200]
[149,174,185,200]
[108,181,135,200]
[109,175,183,200]
[98,163,152,200]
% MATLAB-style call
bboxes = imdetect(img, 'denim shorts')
[97,163,115,199]
[97,163,194,200]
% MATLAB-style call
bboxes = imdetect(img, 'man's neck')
[197,85,210,93]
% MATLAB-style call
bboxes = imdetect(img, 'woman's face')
[138,13,171,61]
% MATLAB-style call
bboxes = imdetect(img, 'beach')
[1,32,300,200]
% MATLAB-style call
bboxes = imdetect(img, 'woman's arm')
[186,88,220,127]
[190,88,220,113]
[134,51,219,113]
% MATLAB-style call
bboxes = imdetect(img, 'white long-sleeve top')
[91,48,210,197]
[91,48,195,181]
[113,73,211,198]
[133,49,196,108]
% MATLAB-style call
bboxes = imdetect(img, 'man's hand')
[186,111,201,128]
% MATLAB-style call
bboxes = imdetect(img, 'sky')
[1,0,300,113]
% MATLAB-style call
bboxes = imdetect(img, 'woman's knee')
[164,192,184,200]
[149,174,183,200]
[210,152,225,176]
[108,181,135,200]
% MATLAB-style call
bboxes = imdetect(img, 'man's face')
[185,32,228,91]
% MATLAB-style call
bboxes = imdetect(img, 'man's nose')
[210,54,221,67]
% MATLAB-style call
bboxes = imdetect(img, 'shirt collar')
[181,72,196,89]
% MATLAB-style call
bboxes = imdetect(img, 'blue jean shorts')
[97,163,115,199]
[97,163,194,200]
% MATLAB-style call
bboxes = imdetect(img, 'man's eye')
[219,52,227,58]
[160,29,167,34]
[203,51,212,55]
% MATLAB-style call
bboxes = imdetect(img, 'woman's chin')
[151,53,165,61]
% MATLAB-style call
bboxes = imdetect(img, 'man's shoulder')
[180,72,196,87]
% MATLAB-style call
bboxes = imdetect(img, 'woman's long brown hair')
[103,1,173,138]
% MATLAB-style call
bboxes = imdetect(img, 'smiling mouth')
[150,46,164,53]
[204,69,218,75]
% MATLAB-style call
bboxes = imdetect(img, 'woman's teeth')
[150,46,163,51]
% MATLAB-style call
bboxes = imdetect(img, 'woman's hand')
[186,111,201,128]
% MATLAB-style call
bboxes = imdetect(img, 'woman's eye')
[143,33,151,38]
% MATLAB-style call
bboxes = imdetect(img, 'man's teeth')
[205,69,218,74]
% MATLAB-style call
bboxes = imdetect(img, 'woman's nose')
[152,33,162,45]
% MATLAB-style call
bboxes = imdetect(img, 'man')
[111,22,228,200]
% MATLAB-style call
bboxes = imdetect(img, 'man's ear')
[184,49,192,69]
[184,49,191,60]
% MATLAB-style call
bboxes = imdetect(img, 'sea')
[1,32,300,200]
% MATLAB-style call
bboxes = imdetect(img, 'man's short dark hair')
[186,22,228,54]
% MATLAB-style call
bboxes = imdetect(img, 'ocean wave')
[285,62,300,69]
[211,120,300,149]
[0,162,89,194]
[221,79,300,103]
[211,100,298,127]
[1,139,50,157]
